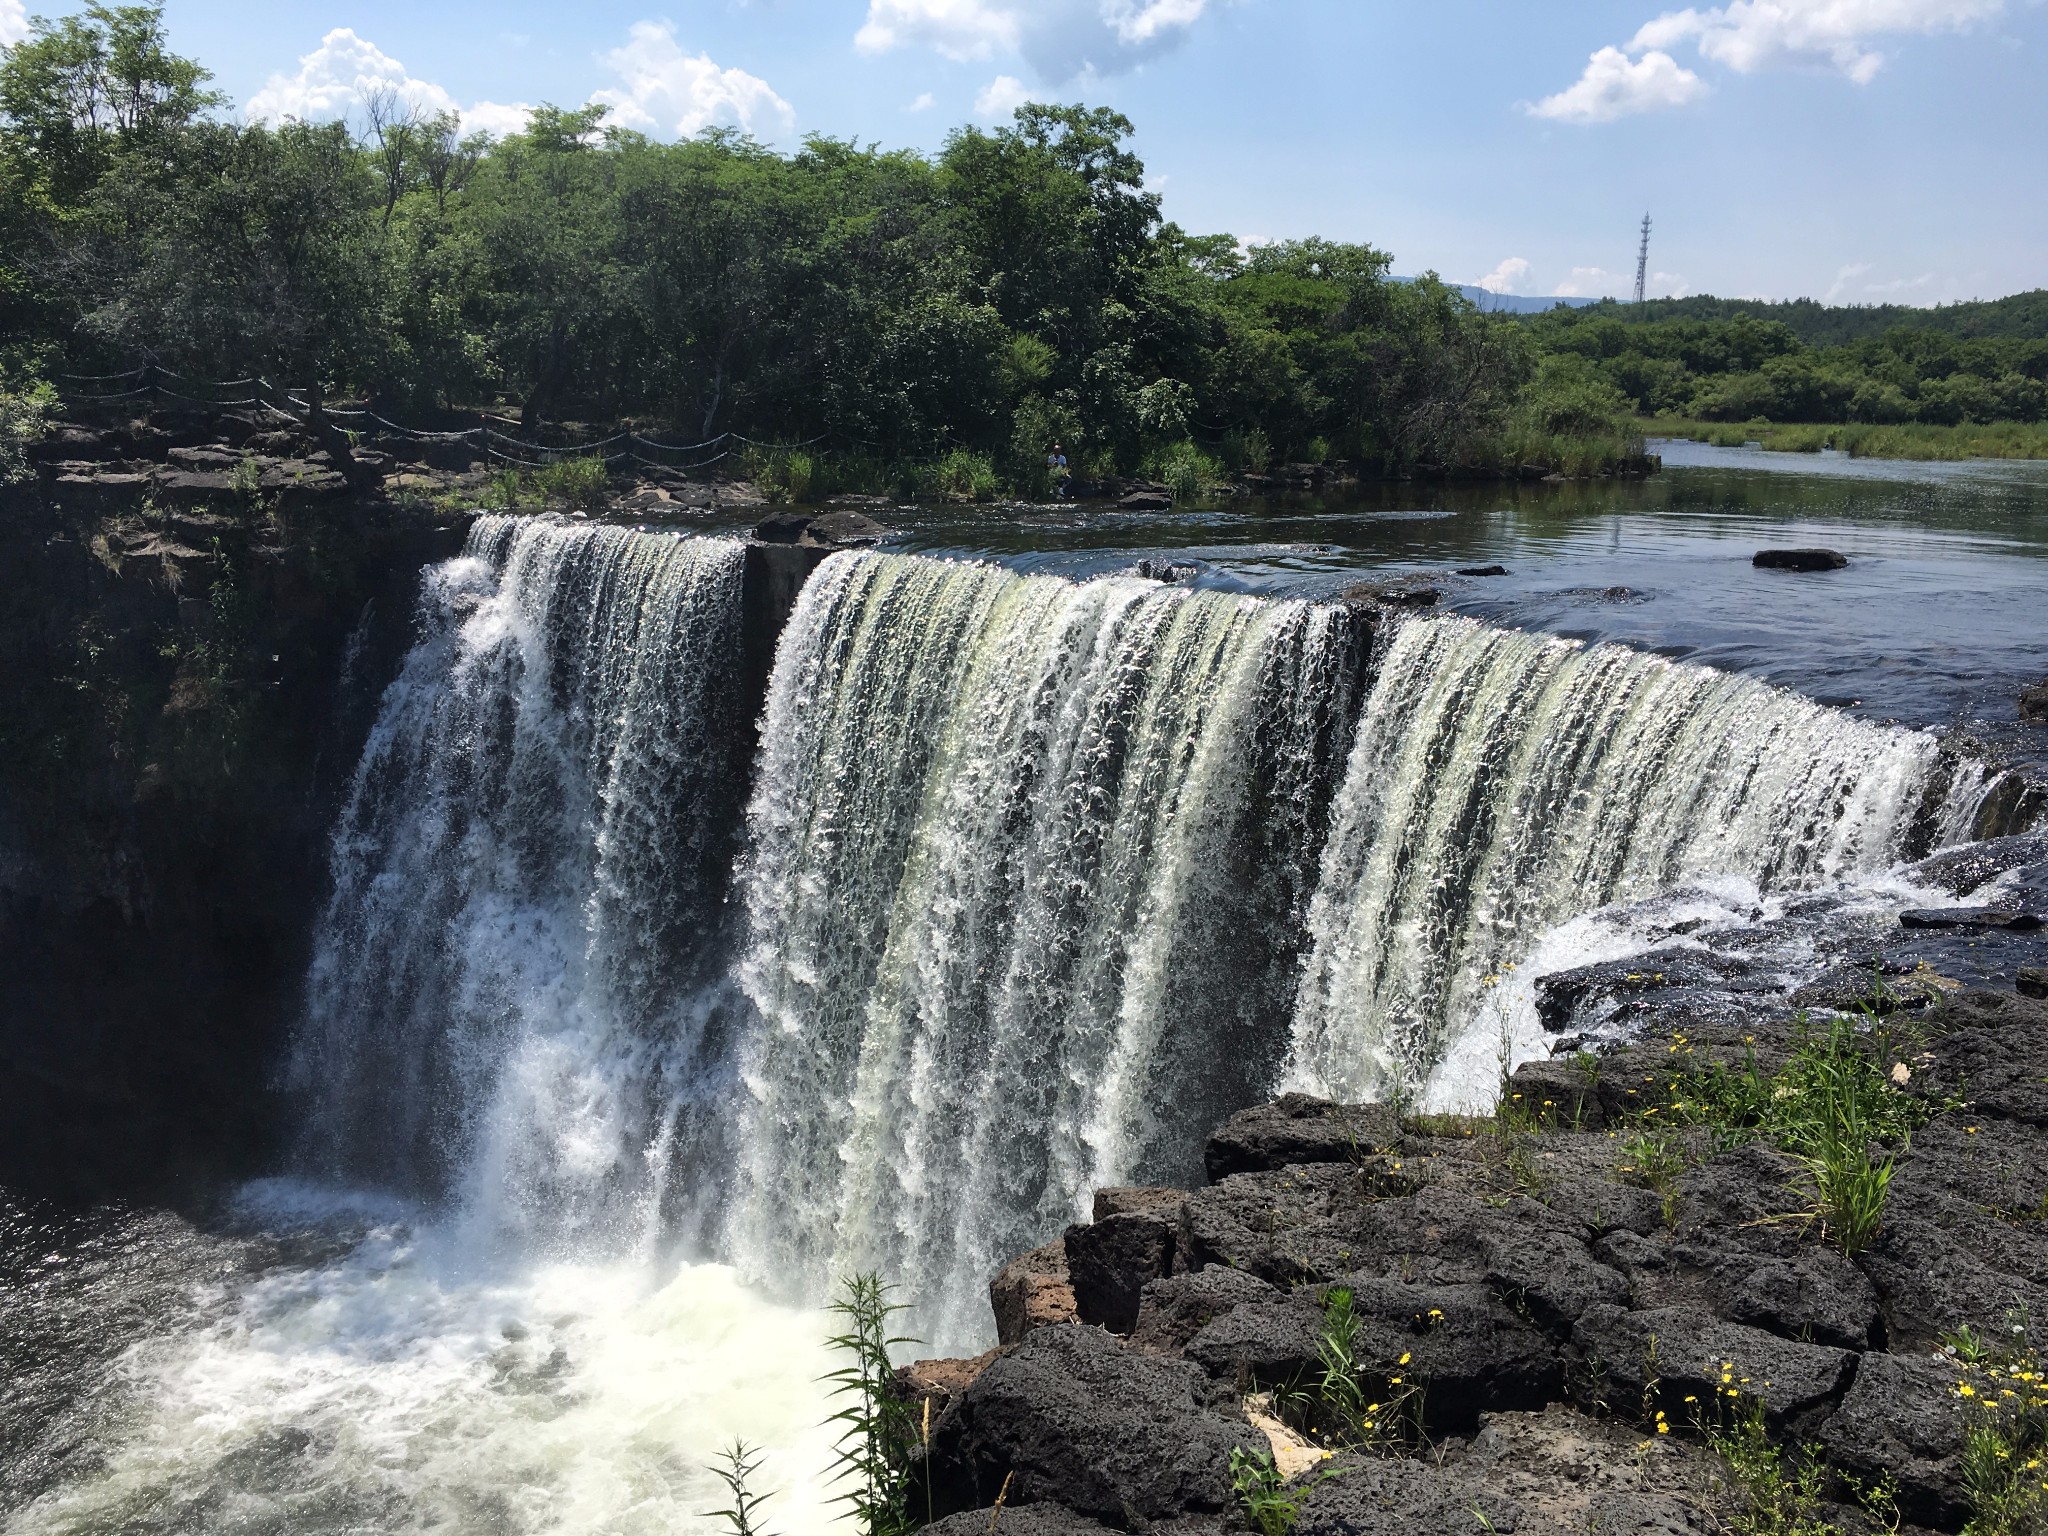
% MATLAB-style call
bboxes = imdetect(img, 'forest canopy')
[2,6,2042,490]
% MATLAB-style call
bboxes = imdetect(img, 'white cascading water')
[7,518,849,1536]
[295,513,754,1256]
[1285,614,1975,1108]
[727,551,1364,1352]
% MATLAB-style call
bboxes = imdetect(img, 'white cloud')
[1538,0,2008,123]
[0,0,27,49]
[973,74,1031,120]
[245,28,529,137]
[1554,267,1617,298]
[858,0,1020,60]
[1104,0,1206,45]
[908,90,937,111]
[1531,46,1707,122]
[1552,265,1689,298]
[1824,261,1874,301]
[857,0,1211,82]
[1476,256,1531,295]
[1631,0,2005,84]
[591,21,794,139]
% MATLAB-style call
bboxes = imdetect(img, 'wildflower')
[1399,1352,1412,1366]
[1959,1383,1977,1398]
[1967,1126,1981,1135]
[1657,1421,1671,1435]
[1891,1062,1911,1086]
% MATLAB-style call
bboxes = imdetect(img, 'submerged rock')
[1753,547,1848,571]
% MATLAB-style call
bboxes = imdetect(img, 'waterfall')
[287,527,1981,1356]
[726,552,1365,1350]
[291,514,752,1258]
[1285,615,1962,1107]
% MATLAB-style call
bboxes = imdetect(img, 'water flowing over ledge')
[290,520,1990,1353]
[726,551,1367,1350]
[293,515,754,1258]
[1285,614,1978,1110]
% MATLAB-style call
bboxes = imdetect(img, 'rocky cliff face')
[0,483,470,1201]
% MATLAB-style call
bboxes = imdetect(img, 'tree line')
[2,6,2038,495]
[0,4,1646,492]
[1520,301,2048,428]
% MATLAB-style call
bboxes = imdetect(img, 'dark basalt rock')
[1818,1351,1972,1528]
[1900,907,2042,931]
[1179,1162,1406,1285]
[1212,1279,1558,1433]
[1180,1294,1326,1385]
[1129,1266,1286,1357]
[1904,991,2048,1127]
[1118,490,1173,511]
[895,1348,1005,1422]
[1572,1304,1856,1430]
[2020,678,2048,725]
[990,1239,1078,1347]
[1503,1056,1608,1129]
[921,1508,1115,1535]
[924,1324,1261,1524]
[804,508,889,546]
[1753,548,1848,571]
[1341,580,1439,608]
[1203,1094,1400,1180]
[1455,1407,1723,1536]
[1593,1229,1880,1350]
[1456,564,1509,577]
[2022,965,2048,999]
[1293,1455,1518,1536]
[1066,1205,1183,1334]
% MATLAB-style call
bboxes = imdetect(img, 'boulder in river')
[2021,678,2048,724]
[1118,489,1173,511]
[1456,564,1509,577]
[1752,548,1848,571]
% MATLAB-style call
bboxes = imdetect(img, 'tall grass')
[1145,440,1223,502]
[928,448,998,502]
[1650,1009,1936,1255]
[824,1274,923,1536]
[1643,416,2048,461]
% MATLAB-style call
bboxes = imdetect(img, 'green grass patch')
[1635,1010,1938,1255]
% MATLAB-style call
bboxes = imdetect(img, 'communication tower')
[1634,213,1652,304]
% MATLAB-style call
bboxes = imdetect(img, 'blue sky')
[6,0,2043,304]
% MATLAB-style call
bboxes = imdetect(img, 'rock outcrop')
[910,852,2048,1533]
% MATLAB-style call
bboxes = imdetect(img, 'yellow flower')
[1959,1383,1977,1398]
[1399,1352,1412,1366]
[1657,1422,1671,1434]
